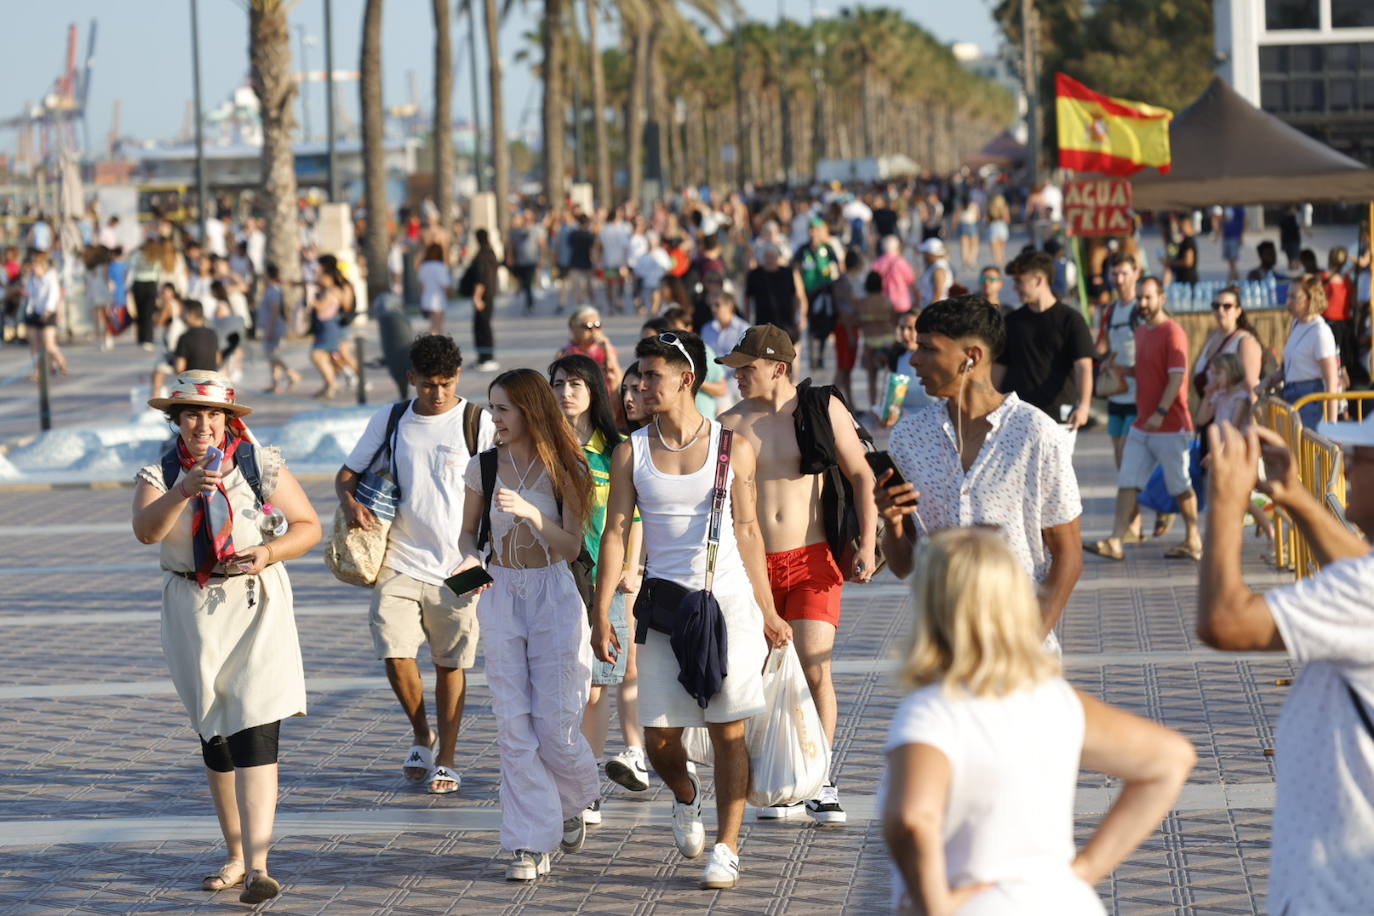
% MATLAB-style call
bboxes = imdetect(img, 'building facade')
[1216,0,1374,165]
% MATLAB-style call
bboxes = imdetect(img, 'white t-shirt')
[417,260,452,314]
[633,248,672,291]
[600,221,632,269]
[25,271,61,317]
[204,219,228,258]
[1283,318,1337,383]
[882,678,1103,914]
[1264,553,1374,915]
[344,400,497,585]
[1105,299,1138,406]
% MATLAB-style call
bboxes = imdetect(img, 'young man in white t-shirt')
[335,334,496,795]
[1202,418,1374,914]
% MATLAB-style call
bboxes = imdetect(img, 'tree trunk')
[484,0,510,244]
[585,0,611,207]
[626,22,647,206]
[360,0,389,300]
[860,64,874,158]
[432,0,454,223]
[645,23,666,191]
[542,0,566,202]
[249,2,302,308]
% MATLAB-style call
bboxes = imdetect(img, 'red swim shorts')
[833,323,859,372]
[766,541,844,627]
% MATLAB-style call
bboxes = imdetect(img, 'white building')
[1215,0,1374,165]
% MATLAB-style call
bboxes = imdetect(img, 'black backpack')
[161,442,266,506]
[794,379,886,580]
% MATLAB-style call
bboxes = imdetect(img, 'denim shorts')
[591,591,629,686]
[1106,401,1137,438]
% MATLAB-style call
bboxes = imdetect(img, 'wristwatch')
[1155,406,1169,416]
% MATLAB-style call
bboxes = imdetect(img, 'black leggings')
[131,280,158,345]
[200,720,281,772]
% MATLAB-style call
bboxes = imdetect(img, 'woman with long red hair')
[454,368,600,882]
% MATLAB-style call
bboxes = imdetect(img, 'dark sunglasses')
[580,321,602,330]
[1210,300,1237,311]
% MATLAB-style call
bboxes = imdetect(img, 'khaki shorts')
[369,567,480,669]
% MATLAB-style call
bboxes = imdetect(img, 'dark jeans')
[131,280,158,345]
[1327,317,1368,388]
[474,304,494,363]
[512,263,537,312]
[1284,378,1325,427]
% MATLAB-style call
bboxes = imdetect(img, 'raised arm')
[728,435,791,648]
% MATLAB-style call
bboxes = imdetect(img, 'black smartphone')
[865,450,907,488]
[444,566,494,596]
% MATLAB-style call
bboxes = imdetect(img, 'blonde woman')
[882,527,1194,915]
[984,194,1011,270]
[1261,274,1339,427]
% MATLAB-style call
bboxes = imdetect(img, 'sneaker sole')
[756,808,808,820]
[807,810,848,825]
[605,760,649,792]
[700,875,738,889]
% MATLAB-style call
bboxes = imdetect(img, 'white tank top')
[631,420,745,590]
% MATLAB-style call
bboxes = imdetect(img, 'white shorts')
[1118,427,1192,495]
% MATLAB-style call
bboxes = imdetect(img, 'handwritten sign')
[1064,178,1133,237]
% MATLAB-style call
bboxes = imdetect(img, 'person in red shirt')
[1087,277,1202,561]
[1322,246,1366,387]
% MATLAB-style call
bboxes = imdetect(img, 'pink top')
[874,252,915,314]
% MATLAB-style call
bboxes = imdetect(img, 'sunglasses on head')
[581,321,602,330]
[657,331,694,368]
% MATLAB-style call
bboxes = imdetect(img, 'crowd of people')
[75,173,1372,911]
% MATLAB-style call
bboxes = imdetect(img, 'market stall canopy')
[1131,77,1374,210]
[963,131,1028,169]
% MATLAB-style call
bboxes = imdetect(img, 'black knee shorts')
[200,721,281,772]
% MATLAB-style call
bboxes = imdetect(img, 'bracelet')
[177,479,194,500]
[264,543,274,564]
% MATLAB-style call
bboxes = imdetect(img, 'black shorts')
[24,313,56,329]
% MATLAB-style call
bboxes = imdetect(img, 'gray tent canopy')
[1131,77,1374,210]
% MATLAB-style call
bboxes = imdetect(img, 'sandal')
[202,860,245,892]
[403,735,437,780]
[1084,540,1124,561]
[1153,513,1176,538]
[427,764,462,795]
[239,870,282,904]
[1164,544,1203,561]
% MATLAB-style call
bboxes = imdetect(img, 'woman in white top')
[416,242,452,333]
[1262,274,1339,427]
[882,527,1194,915]
[23,251,69,378]
[454,368,600,883]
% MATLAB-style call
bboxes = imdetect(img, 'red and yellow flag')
[1055,73,1172,177]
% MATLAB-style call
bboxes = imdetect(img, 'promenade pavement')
[0,228,1314,913]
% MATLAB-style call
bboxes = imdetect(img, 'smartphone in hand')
[445,566,494,597]
[865,450,908,489]
[204,445,224,472]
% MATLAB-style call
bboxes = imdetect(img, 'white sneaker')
[700,843,740,889]
[582,798,602,825]
[605,747,650,792]
[805,784,847,825]
[670,770,706,859]
[560,814,586,853]
[756,800,807,820]
[505,849,550,881]
[477,360,501,372]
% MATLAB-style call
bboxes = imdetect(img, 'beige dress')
[136,447,306,739]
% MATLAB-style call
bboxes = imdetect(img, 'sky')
[1,0,1000,157]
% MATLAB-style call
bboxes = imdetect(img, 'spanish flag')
[1056,73,1172,177]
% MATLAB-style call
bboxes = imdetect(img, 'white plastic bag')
[747,645,830,808]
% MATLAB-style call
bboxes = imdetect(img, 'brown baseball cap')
[716,324,797,367]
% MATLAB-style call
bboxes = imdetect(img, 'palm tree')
[246,1,303,302]
[483,0,511,244]
[360,0,388,300]
[432,0,454,223]
[584,0,612,207]
[542,0,567,201]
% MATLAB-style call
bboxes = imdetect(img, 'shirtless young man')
[717,324,877,824]
[592,330,792,888]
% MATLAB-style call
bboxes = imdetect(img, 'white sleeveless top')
[631,420,745,590]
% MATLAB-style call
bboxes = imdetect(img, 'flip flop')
[403,736,437,780]
[201,861,245,892]
[1083,540,1124,561]
[239,871,282,904]
[1164,544,1203,561]
[427,765,462,795]
[1153,513,1177,538]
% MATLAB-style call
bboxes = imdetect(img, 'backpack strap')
[367,398,412,498]
[160,448,181,493]
[462,401,482,455]
[235,442,266,507]
[476,447,499,554]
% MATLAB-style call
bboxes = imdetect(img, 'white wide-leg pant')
[480,562,600,853]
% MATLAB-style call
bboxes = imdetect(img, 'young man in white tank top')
[717,324,877,824]
[591,331,792,890]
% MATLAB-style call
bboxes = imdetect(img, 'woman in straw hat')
[132,371,321,904]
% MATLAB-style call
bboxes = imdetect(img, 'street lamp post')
[190,0,208,242]
[324,0,338,201]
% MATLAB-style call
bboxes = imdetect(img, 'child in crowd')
[857,270,897,411]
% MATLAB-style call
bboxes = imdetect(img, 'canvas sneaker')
[805,784,848,825]
[605,747,651,792]
[756,800,807,820]
[505,849,550,881]
[700,843,740,889]
[671,771,706,859]
[560,814,586,853]
[582,798,602,825]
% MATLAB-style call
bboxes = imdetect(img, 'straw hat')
[147,370,254,417]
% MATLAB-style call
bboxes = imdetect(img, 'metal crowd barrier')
[1254,392,1373,578]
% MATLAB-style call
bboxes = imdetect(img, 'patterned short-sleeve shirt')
[888,393,1082,583]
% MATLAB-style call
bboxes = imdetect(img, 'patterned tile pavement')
[0,298,1298,914]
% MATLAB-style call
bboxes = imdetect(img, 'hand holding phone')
[445,565,494,597]
[204,445,224,472]
[865,450,908,489]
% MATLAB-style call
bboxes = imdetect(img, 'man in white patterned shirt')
[875,295,1084,645]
